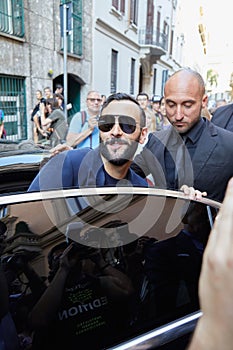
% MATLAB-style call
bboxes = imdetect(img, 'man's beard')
[99,137,140,166]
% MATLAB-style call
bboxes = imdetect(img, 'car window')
[0,188,220,349]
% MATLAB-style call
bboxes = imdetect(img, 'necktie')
[175,137,187,187]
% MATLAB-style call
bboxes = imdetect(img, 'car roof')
[0,140,50,194]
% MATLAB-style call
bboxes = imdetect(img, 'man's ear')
[202,94,208,108]
[139,127,148,144]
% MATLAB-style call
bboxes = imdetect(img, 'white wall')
[93,1,140,96]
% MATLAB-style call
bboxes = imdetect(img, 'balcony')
[139,28,168,60]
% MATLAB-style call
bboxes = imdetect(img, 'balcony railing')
[139,28,168,51]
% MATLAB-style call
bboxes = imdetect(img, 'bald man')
[131,68,233,202]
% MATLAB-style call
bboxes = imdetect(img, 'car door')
[0,187,220,349]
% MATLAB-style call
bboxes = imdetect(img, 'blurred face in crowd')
[86,91,102,116]
[159,97,166,117]
[136,94,149,110]
[44,87,52,99]
[99,99,147,166]
[164,70,208,134]
[55,86,63,94]
[151,101,160,113]
[36,90,43,100]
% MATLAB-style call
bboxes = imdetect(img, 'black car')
[0,139,51,194]
[0,151,220,350]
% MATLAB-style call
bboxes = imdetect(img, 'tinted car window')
[0,189,219,349]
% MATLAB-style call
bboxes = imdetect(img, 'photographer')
[30,229,134,350]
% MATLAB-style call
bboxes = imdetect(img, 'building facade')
[0,0,184,142]
[93,0,183,98]
[0,0,93,140]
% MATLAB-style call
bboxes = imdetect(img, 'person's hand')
[50,143,72,156]
[180,185,207,200]
[88,115,98,130]
[134,236,156,259]
[38,128,48,137]
[88,248,106,267]
[188,177,233,349]
[59,243,83,271]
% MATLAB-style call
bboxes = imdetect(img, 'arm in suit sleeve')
[131,135,155,178]
[28,151,74,191]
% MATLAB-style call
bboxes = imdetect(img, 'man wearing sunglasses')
[28,92,149,191]
[65,90,102,149]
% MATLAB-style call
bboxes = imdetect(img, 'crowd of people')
[1,67,233,349]
[29,85,172,151]
[30,87,108,149]
[30,85,69,147]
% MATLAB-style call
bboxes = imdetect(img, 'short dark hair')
[136,92,149,100]
[55,84,63,90]
[46,97,59,110]
[55,93,64,100]
[101,92,146,127]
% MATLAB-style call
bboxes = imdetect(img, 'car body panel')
[0,146,50,194]
[0,186,220,349]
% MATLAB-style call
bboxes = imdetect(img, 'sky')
[177,0,233,94]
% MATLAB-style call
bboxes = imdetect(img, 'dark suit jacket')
[211,103,233,132]
[131,119,233,202]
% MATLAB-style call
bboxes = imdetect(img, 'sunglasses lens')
[98,115,136,134]
[98,116,114,132]
[119,116,136,134]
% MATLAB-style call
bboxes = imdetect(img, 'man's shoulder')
[28,147,94,192]
[146,128,171,145]
[202,119,233,150]
[50,109,65,119]
[71,111,82,120]
[68,111,87,132]
[213,103,233,116]
[207,118,232,134]
[41,147,93,168]
[69,110,89,124]
[212,103,233,121]
[65,147,93,160]
[129,168,148,187]
[211,104,233,131]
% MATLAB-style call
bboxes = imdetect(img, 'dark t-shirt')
[48,109,68,147]
[32,272,130,349]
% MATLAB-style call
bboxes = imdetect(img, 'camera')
[65,222,89,258]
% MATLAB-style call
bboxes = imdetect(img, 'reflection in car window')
[0,192,219,349]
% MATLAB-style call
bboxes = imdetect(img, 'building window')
[153,68,157,94]
[130,0,138,25]
[161,70,168,95]
[169,29,174,55]
[130,58,136,95]
[0,205,8,219]
[145,0,154,44]
[0,75,26,141]
[112,0,125,14]
[0,0,24,37]
[162,20,169,50]
[156,11,161,44]
[60,0,82,56]
[111,50,118,93]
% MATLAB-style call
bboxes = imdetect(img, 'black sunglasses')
[98,115,137,134]
[87,98,102,102]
